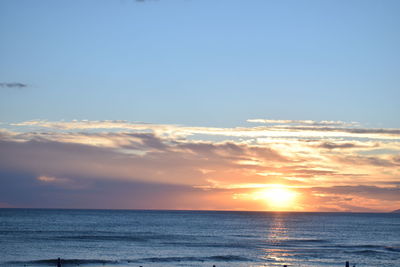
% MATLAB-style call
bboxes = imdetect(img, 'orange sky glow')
[0,119,399,212]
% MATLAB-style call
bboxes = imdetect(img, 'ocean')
[0,209,399,267]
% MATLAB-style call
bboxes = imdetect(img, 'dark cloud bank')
[0,131,399,210]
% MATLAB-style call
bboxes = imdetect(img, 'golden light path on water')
[251,186,300,266]
[263,214,291,266]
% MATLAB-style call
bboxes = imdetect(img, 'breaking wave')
[9,255,251,265]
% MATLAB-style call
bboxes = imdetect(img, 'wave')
[292,244,400,257]
[271,239,400,253]
[385,246,400,252]
[347,249,385,256]
[332,244,383,249]
[49,235,257,249]
[53,233,196,243]
[322,244,400,253]
[57,235,151,242]
[130,255,251,263]
[269,238,329,246]
[283,239,329,243]
[161,241,255,249]
[8,259,117,266]
[9,255,251,266]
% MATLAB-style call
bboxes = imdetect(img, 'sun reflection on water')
[262,213,294,266]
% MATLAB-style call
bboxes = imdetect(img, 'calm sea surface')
[0,209,399,267]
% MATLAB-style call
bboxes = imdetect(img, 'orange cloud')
[0,119,399,211]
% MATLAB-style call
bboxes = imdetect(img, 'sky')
[0,0,399,211]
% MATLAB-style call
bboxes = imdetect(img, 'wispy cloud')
[247,119,358,127]
[318,141,370,150]
[0,82,28,88]
[9,119,400,140]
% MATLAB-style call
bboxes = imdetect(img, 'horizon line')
[0,207,396,214]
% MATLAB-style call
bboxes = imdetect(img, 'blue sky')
[1,0,399,127]
[1,0,400,211]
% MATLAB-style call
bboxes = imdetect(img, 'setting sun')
[253,186,298,210]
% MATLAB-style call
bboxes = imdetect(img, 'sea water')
[0,209,399,267]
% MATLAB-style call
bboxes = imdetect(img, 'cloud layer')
[1,120,399,211]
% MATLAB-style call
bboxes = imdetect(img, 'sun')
[253,185,297,210]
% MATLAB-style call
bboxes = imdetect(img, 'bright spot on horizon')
[253,186,298,210]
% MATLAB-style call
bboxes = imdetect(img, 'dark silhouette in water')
[57,258,61,267]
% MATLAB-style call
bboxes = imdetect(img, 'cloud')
[36,175,76,185]
[1,119,400,211]
[0,132,292,188]
[0,171,210,209]
[9,119,400,140]
[334,155,400,167]
[247,119,358,127]
[285,126,400,135]
[318,141,367,149]
[0,82,28,88]
[311,185,400,201]
[0,202,14,208]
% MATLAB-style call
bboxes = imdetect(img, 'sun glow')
[253,185,298,210]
